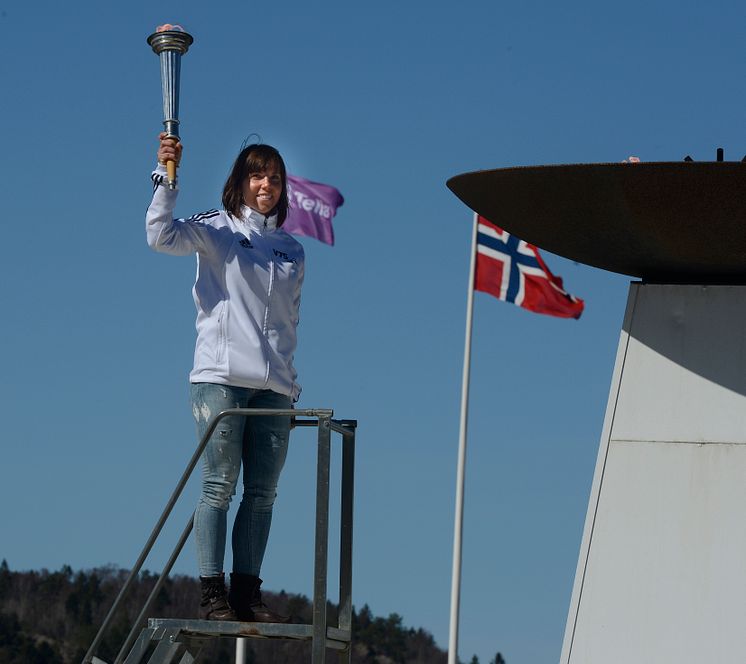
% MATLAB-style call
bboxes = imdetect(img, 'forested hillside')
[0,560,503,664]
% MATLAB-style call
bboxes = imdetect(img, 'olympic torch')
[147,24,194,189]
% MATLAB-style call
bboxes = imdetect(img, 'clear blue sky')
[1,1,743,662]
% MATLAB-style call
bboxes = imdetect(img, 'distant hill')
[0,559,472,664]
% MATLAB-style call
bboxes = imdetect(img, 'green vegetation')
[0,559,502,663]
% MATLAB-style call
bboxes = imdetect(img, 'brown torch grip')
[166,159,177,187]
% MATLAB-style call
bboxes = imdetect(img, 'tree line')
[0,560,504,664]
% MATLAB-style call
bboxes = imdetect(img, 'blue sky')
[0,1,744,662]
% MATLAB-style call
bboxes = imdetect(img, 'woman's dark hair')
[222,144,289,225]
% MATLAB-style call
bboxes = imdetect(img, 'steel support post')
[311,414,332,663]
[336,422,356,663]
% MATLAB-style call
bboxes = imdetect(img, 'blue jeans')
[190,383,291,577]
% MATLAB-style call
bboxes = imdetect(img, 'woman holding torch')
[146,134,304,623]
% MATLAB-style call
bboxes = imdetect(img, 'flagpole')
[448,212,479,664]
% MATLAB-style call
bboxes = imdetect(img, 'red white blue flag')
[284,174,344,245]
[475,215,584,319]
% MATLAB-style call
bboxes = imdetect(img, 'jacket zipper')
[216,301,227,364]
[262,221,275,387]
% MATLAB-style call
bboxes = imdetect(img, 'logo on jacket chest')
[236,235,296,264]
[273,249,297,264]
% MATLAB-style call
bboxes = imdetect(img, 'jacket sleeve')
[146,165,215,256]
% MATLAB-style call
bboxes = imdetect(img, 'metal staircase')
[82,409,357,664]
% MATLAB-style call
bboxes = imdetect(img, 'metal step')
[122,619,351,664]
[149,618,350,649]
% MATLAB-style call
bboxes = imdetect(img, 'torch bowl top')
[147,29,194,55]
[447,161,746,282]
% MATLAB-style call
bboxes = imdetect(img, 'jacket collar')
[239,205,278,232]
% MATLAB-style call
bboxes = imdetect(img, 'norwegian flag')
[475,215,584,319]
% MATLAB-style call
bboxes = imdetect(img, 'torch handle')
[163,128,179,190]
[166,159,178,190]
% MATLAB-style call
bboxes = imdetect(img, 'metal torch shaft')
[159,49,182,188]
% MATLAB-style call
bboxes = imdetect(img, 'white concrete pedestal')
[561,283,746,664]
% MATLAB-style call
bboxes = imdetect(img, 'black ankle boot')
[199,574,238,621]
[229,573,290,623]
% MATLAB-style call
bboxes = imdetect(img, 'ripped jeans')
[190,383,291,577]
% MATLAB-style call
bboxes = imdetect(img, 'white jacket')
[146,165,304,401]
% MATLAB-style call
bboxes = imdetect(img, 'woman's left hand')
[157,131,183,167]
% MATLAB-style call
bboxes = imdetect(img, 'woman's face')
[242,164,283,215]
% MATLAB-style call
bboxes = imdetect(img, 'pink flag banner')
[284,174,344,245]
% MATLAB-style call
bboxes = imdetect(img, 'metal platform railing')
[82,408,357,664]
